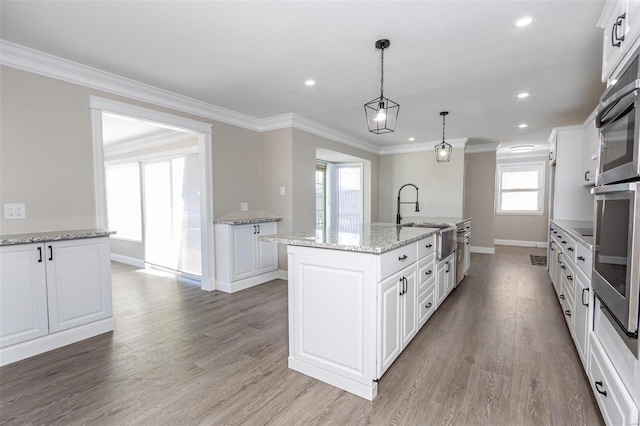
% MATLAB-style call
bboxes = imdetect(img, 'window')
[315,164,326,229]
[496,161,545,215]
[105,162,143,241]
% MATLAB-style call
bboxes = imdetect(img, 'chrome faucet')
[396,183,420,225]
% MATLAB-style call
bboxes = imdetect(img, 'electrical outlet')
[4,203,26,219]
[241,202,248,212]
[280,186,286,196]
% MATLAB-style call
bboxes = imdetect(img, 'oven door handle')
[595,80,640,129]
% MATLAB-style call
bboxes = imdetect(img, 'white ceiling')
[0,1,606,153]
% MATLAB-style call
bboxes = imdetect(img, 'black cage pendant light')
[364,39,399,134]
[435,111,452,163]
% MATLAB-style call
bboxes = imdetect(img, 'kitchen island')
[261,223,447,400]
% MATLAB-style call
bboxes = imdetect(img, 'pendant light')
[435,111,452,162]
[364,39,399,134]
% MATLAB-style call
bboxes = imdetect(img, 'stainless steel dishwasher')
[456,223,469,285]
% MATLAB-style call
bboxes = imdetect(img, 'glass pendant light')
[364,39,399,134]
[434,111,452,162]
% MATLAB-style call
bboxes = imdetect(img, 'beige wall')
[378,148,465,222]
[0,66,266,236]
[493,155,550,245]
[463,151,496,250]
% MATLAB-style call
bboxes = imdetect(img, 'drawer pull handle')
[425,302,432,309]
[399,254,408,261]
[595,381,607,397]
[445,261,450,273]
[399,277,404,296]
[37,246,43,263]
[562,241,567,244]
[559,294,565,300]
[567,275,573,281]
[582,288,589,307]
[568,247,574,252]
[577,256,585,261]
[561,265,566,270]
[48,245,53,261]
[425,270,432,276]
[565,309,571,317]
[426,243,433,248]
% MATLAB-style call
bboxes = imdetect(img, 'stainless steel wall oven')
[592,182,640,337]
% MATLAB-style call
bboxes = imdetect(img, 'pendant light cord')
[380,46,384,98]
[442,113,446,142]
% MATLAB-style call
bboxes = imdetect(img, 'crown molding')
[379,138,468,155]
[465,142,500,154]
[1,40,382,154]
[1,40,262,131]
[496,149,550,161]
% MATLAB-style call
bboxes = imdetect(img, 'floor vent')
[530,255,547,266]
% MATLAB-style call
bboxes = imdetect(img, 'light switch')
[241,202,248,212]
[280,186,286,196]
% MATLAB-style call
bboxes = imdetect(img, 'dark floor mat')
[530,255,547,266]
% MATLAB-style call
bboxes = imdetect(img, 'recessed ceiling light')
[518,123,528,128]
[509,145,535,153]
[408,137,415,141]
[305,80,316,86]
[515,16,534,27]
[517,92,530,99]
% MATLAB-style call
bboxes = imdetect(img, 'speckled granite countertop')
[551,220,594,250]
[0,229,115,246]
[258,223,439,254]
[214,216,283,225]
[402,216,473,226]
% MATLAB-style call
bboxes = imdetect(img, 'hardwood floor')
[0,246,603,425]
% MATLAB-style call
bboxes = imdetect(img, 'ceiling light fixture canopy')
[364,39,399,134]
[435,111,452,163]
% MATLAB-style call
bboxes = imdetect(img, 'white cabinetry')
[549,126,594,221]
[436,252,456,307]
[0,237,113,366]
[599,0,640,82]
[574,269,591,369]
[215,221,279,293]
[583,111,598,186]
[0,244,48,347]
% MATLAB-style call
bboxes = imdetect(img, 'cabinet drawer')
[575,243,593,279]
[417,235,436,259]
[379,243,417,281]
[418,253,436,295]
[558,234,576,258]
[418,287,436,329]
[589,337,639,426]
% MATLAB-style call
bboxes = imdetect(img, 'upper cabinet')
[582,110,598,186]
[599,0,640,82]
[549,130,558,165]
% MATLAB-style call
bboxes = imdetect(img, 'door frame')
[89,96,216,291]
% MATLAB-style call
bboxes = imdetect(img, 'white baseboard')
[470,246,495,254]
[0,317,114,367]
[110,253,145,268]
[598,255,626,265]
[494,239,548,248]
[277,269,288,280]
[216,270,282,293]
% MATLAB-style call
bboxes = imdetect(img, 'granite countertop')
[402,216,473,227]
[214,216,283,225]
[258,223,439,254]
[551,219,594,249]
[0,229,115,246]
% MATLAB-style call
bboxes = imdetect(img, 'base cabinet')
[574,269,591,369]
[215,221,279,293]
[436,252,456,307]
[0,237,113,365]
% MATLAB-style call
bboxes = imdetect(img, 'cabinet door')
[256,222,278,274]
[230,224,257,281]
[447,253,456,294]
[549,240,559,295]
[400,266,418,348]
[574,272,590,368]
[0,244,48,348]
[46,238,112,333]
[436,260,446,307]
[549,131,557,163]
[601,1,627,81]
[583,117,598,185]
[377,273,402,378]
[463,235,470,275]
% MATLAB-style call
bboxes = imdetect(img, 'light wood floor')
[0,246,603,425]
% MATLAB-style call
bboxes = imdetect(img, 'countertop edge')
[214,217,283,225]
[0,229,116,246]
[259,228,438,254]
[550,220,594,250]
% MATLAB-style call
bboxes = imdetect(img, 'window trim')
[495,161,546,216]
